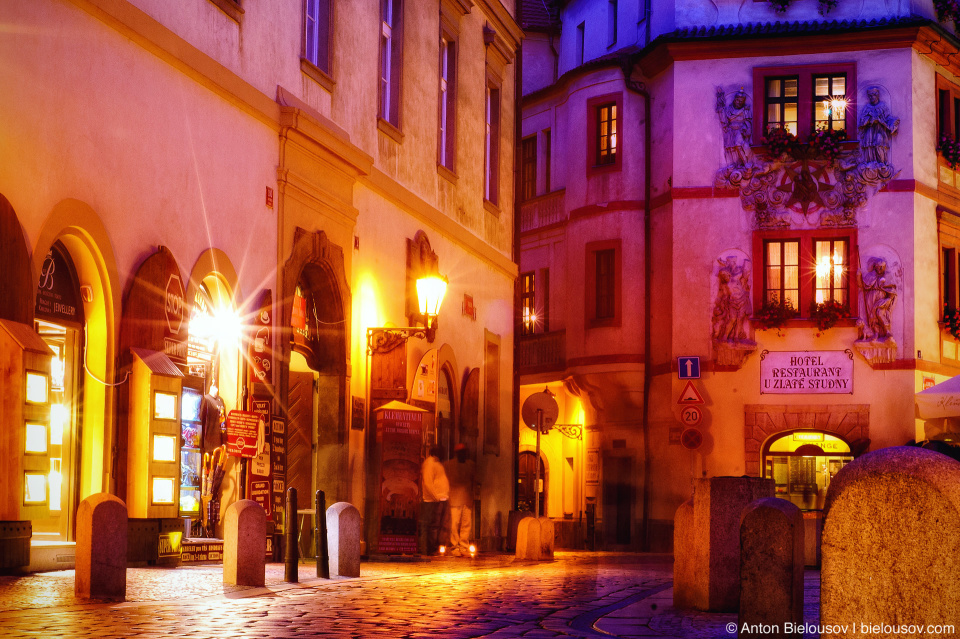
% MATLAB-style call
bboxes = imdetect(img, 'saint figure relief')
[716,88,752,167]
[712,256,751,343]
[858,87,899,166]
[857,257,897,342]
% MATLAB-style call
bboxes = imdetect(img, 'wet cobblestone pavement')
[0,552,821,638]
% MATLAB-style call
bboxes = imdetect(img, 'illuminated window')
[50,404,67,443]
[596,103,617,166]
[26,372,49,404]
[764,239,800,309]
[814,239,848,305]
[754,63,856,142]
[152,477,176,504]
[520,272,536,336]
[153,435,178,462]
[154,392,178,420]
[49,459,62,511]
[24,473,46,504]
[25,423,48,454]
[588,93,622,173]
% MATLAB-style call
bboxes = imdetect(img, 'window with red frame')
[596,103,617,166]
[756,231,855,318]
[754,64,855,141]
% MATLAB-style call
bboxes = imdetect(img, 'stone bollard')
[515,516,541,560]
[739,497,804,638]
[223,499,266,586]
[75,493,127,600]
[672,499,695,609]
[821,447,960,639]
[326,502,361,578]
[537,516,554,560]
[674,476,773,611]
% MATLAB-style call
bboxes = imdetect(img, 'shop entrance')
[762,430,853,510]
[517,451,546,516]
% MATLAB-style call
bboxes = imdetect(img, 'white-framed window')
[304,0,331,73]
[380,0,403,126]
[439,34,457,169]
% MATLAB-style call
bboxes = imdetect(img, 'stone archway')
[744,404,870,476]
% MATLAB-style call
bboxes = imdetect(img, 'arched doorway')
[762,430,853,511]
[518,450,547,516]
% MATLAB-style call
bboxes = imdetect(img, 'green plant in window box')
[809,299,848,336]
[808,128,847,162]
[761,127,800,161]
[753,297,798,337]
[943,304,960,341]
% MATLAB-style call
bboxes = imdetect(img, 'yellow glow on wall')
[152,477,175,504]
[24,473,47,504]
[153,435,177,462]
[50,403,67,443]
[49,459,62,511]
[154,391,177,420]
[25,423,49,454]
[26,372,49,404]
[353,274,385,376]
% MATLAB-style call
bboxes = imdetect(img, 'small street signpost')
[521,390,559,517]
[677,356,701,379]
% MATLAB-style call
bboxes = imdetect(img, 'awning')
[916,375,960,419]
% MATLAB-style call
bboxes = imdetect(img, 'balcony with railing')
[520,190,566,233]
[517,330,566,374]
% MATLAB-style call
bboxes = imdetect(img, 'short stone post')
[739,497,804,638]
[674,476,774,611]
[537,516,554,560]
[672,499,695,609]
[75,493,127,600]
[223,499,266,586]
[326,502,361,578]
[515,516,541,560]
[821,447,960,639]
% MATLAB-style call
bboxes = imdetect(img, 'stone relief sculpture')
[716,88,753,167]
[854,252,901,365]
[711,251,757,368]
[858,87,900,167]
[714,84,900,230]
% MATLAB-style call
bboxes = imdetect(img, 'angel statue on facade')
[712,256,752,343]
[857,257,897,342]
[716,88,752,167]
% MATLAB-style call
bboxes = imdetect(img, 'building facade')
[0,0,519,567]
[518,0,958,551]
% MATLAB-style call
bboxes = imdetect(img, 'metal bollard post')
[284,487,298,583]
[316,490,329,579]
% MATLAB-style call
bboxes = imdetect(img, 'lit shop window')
[25,423,48,454]
[26,372,49,404]
[152,477,176,504]
[24,473,47,504]
[153,435,178,462]
[154,392,177,421]
[49,459,62,511]
[50,404,67,444]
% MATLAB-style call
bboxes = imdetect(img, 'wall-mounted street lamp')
[366,274,448,355]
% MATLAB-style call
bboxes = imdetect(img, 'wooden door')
[287,371,314,551]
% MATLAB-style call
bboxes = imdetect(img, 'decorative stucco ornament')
[711,251,757,367]
[714,85,900,230]
[853,255,900,365]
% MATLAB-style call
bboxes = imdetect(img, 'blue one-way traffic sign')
[678,356,701,379]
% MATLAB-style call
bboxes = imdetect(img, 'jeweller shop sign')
[760,350,854,394]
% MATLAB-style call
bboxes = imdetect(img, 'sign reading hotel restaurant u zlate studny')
[760,350,854,394]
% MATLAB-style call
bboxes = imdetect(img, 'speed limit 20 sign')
[679,405,703,427]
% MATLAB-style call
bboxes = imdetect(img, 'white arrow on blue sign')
[678,357,701,379]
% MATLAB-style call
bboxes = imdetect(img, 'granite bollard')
[75,493,127,600]
[327,502,361,577]
[674,476,774,611]
[537,516,554,559]
[515,516,541,560]
[821,447,960,639]
[223,499,266,586]
[739,497,804,638]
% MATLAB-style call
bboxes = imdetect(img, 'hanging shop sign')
[375,401,425,555]
[35,243,83,327]
[248,290,273,385]
[760,350,854,394]
[226,410,260,458]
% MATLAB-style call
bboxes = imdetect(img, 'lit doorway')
[518,451,546,516]
[763,430,853,510]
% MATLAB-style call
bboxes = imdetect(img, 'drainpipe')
[620,55,653,551]
[512,10,524,515]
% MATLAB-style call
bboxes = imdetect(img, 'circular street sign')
[680,405,703,427]
[680,428,703,450]
[521,391,559,432]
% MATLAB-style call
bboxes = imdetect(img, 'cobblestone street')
[0,552,822,638]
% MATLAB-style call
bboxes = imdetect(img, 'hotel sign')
[760,350,854,394]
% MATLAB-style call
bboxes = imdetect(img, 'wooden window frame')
[484,78,502,207]
[587,93,622,175]
[752,229,858,321]
[585,239,622,328]
[520,271,536,336]
[753,63,856,143]
[544,129,552,193]
[520,135,537,201]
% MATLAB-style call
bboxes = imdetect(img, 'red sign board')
[680,428,703,450]
[226,410,260,458]
[376,402,425,555]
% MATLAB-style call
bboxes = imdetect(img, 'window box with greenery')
[752,297,798,337]
[943,305,960,341]
[809,299,849,337]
